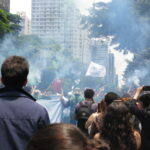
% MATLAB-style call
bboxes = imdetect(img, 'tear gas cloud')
[0,35,80,88]
[100,0,150,87]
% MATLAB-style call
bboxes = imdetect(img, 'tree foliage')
[0,9,22,38]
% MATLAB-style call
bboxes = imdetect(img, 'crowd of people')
[0,55,150,150]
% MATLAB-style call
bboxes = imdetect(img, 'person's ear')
[23,78,28,87]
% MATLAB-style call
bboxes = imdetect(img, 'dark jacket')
[130,102,150,150]
[0,87,50,150]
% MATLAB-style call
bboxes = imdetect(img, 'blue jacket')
[0,87,50,150]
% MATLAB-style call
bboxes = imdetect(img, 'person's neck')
[5,85,23,89]
[85,98,93,101]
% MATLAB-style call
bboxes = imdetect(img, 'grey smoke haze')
[0,35,80,87]
[104,0,150,51]
[94,0,150,87]
[126,68,148,87]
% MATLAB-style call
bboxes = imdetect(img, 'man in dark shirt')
[74,88,97,135]
[131,86,150,150]
[0,56,50,150]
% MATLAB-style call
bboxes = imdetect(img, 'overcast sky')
[10,0,110,18]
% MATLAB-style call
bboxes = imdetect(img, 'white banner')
[37,98,64,123]
[86,61,106,77]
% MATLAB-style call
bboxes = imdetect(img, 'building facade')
[32,0,66,45]
[31,0,91,64]
[0,0,10,12]
[17,12,31,35]
[91,38,118,89]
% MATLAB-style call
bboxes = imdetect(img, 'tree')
[0,9,22,38]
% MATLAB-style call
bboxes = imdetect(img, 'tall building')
[91,38,109,66]
[31,0,91,64]
[0,0,10,12]
[63,3,91,64]
[17,12,31,35]
[91,38,118,89]
[106,53,118,89]
[31,0,65,44]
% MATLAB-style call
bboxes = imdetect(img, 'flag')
[53,79,62,94]
[85,62,106,77]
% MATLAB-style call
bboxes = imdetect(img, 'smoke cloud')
[0,34,81,90]
[92,0,150,87]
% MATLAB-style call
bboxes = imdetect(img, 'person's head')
[104,92,120,106]
[27,123,110,150]
[1,56,29,87]
[74,88,81,95]
[84,88,95,99]
[139,93,150,109]
[101,101,137,150]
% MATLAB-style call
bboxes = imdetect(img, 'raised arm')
[133,86,144,100]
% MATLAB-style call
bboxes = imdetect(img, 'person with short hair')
[104,92,121,105]
[74,88,97,135]
[26,123,110,150]
[0,56,50,150]
[69,88,84,124]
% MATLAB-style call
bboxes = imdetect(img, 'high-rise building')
[106,53,118,89]
[17,12,31,35]
[63,3,91,64]
[32,0,65,43]
[91,38,118,89]
[0,0,10,12]
[31,0,91,64]
[91,38,109,66]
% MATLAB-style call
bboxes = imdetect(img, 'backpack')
[77,101,94,120]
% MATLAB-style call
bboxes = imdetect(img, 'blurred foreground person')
[95,101,141,150]
[0,56,50,150]
[74,88,97,135]
[131,86,150,150]
[27,123,110,150]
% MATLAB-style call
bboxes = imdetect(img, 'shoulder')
[20,97,49,117]
[85,112,98,129]
[94,133,101,140]
[91,102,98,111]
[133,130,141,149]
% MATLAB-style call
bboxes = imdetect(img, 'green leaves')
[0,9,22,38]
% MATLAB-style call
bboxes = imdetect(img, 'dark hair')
[139,93,150,108]
[84,88,95,99]
[100,102,137,150]
[104,92,120,105]
[26,123,110,150]
[1,56,29,87]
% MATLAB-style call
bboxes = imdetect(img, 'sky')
[10,0,111,17]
